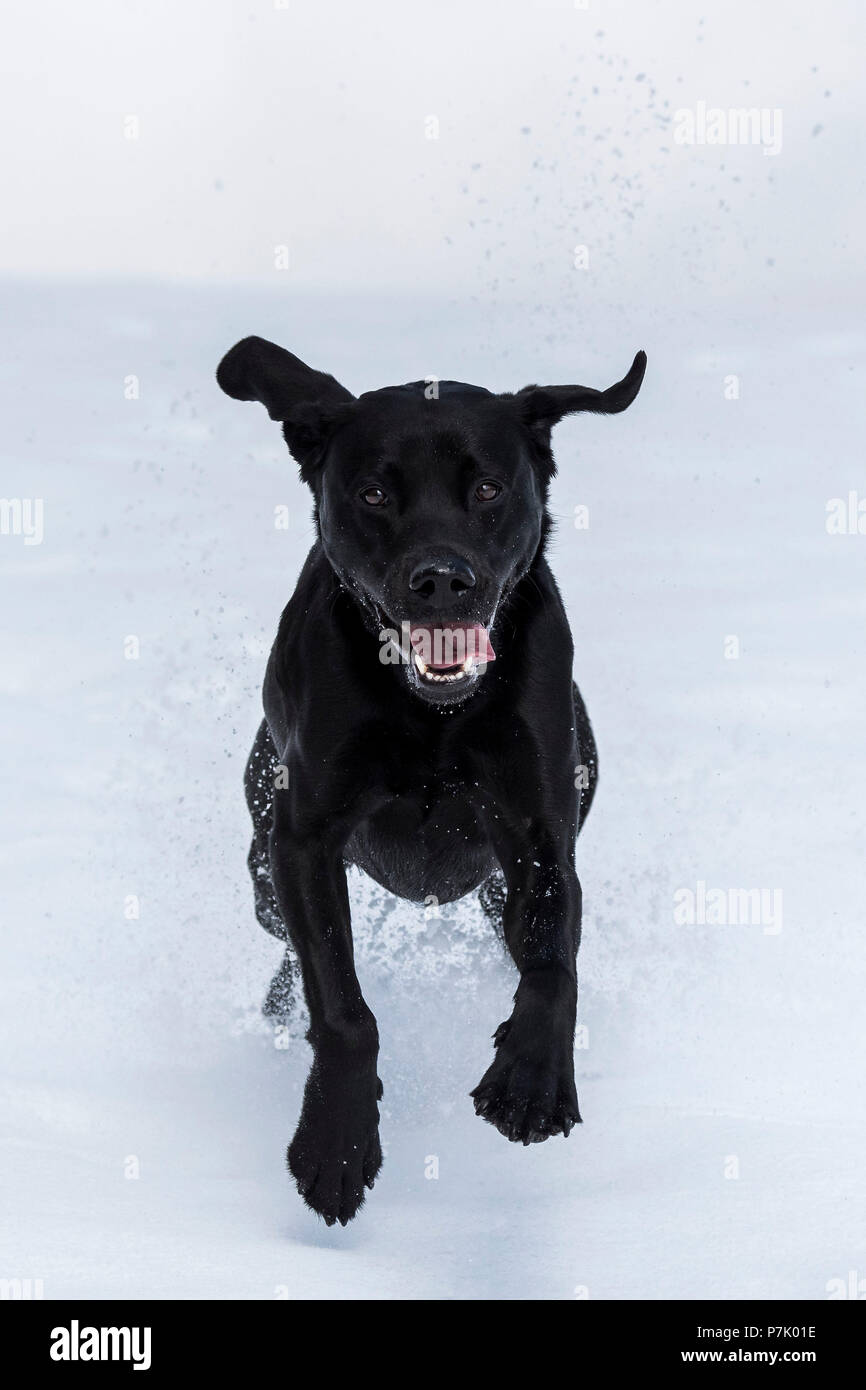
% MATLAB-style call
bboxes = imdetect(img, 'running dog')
[217,336,646,1225]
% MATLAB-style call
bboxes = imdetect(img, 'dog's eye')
[475,480,501,502]
[360,486,388,507]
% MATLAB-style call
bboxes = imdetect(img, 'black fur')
[218,336,646,1225]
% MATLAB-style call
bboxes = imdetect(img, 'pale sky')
[0,0,862,306]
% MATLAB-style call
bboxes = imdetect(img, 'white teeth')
[412,649,474,684]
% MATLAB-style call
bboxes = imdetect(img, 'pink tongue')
[409,622,496,669]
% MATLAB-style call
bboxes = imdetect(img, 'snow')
[1,280,864,1299]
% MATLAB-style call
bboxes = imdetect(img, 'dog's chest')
[345,779,494,905]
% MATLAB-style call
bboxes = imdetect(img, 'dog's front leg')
[269,800,382,1226]
[471,831,582,1145]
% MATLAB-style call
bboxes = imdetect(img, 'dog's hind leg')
[261,948,300,1023]
[245,719,285,940]
[245,719,300,1021]
[478,870,507,934]
[572,681,598,835]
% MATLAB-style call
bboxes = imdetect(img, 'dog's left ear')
[216,335,355,481]
[514,350,647,444]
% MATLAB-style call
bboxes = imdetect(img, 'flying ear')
[515,350,647,439]
[216,335,355,479]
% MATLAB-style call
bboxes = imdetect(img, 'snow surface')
[1,281,864,1299]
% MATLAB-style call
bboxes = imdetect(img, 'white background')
[1,0,864,1298]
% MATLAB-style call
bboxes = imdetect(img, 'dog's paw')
[287,1074,384,1226]
[471,1024,581,1145]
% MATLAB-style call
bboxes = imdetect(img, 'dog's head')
[217,336,646,706]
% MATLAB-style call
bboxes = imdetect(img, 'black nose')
[409,556,477,607]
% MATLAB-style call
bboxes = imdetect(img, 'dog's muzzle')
[407,622,496,685]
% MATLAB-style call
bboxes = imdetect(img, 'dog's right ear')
[216,336,355,481]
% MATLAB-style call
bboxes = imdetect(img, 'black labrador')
[217,336,646,1226]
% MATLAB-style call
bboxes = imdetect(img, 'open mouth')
[407,622,496,688]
